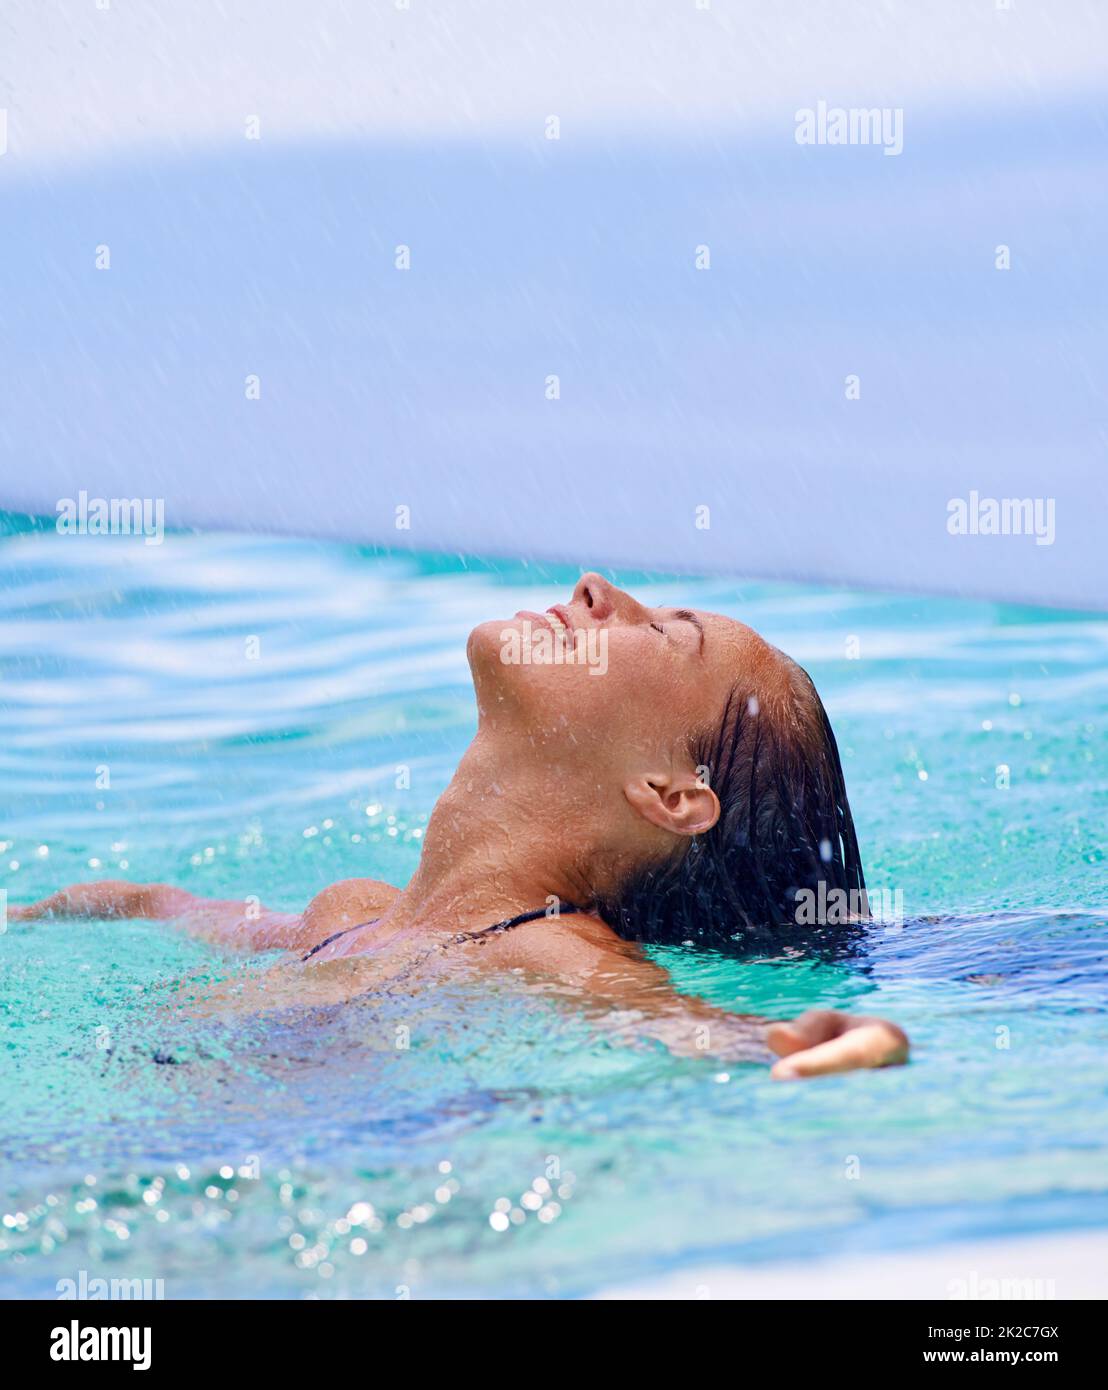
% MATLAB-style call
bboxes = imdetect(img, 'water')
[1,519,1106,1298]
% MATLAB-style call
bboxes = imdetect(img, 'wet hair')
[596,666,868,958]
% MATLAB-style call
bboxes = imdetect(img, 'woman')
[12,573,908,1079]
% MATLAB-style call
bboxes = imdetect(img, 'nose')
[571,572,650,625]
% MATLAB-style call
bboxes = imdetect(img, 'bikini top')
[301,903,582,962]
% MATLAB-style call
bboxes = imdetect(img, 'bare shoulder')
[296,877,400,949]
[471,912,690,1017]
[474,910,656,980]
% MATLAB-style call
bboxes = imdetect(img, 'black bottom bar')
[0,1298,1098,1375]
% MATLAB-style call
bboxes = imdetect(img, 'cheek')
[608,641,721,749]
[572,634,687,732]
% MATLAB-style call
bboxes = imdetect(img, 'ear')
[623,769,721,838]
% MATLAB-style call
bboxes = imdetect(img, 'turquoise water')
[1,521,1106,1298]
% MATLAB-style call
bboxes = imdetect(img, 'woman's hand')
[766,1009,909,1079]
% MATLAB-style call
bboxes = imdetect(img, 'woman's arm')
[8,877,398,955]
[9,880,198,922]
[484,913,909,1078]
[9,880,304,950]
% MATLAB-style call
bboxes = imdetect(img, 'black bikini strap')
[300,924,367,962]
[451,902,581,945]
[302,903,581,962]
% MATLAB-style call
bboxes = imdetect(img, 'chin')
[467,617,531,709]
[467,615,604,721]
[467,617,517,672]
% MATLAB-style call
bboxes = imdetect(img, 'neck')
[382,730,595,935]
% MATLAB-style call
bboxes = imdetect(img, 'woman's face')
[468,574,793,841]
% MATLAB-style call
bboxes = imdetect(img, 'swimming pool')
[1,518,1106,1298]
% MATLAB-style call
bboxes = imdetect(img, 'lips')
[510,605,574,636]
[514,609,560,633]
[545,604,573,634]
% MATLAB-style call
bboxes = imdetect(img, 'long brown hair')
[596,666,867,957]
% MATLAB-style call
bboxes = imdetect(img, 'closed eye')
[671,608,706,653]
[651,611,705,653]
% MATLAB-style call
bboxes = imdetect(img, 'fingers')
[5,901,48,922]
[765,1022,805,1057]
[770,1022,908,1080]
[765,1009,846,1058]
